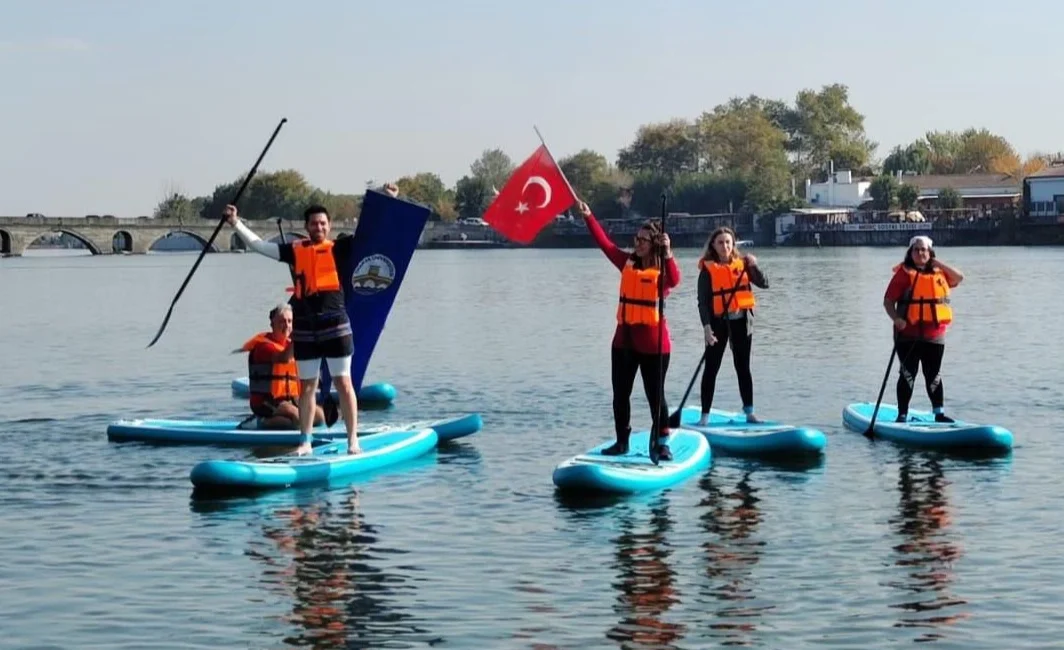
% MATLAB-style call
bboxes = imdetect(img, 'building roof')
[899,174,1020,191]
[1026,165,1064,180]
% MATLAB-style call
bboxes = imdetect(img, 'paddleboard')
[843,402,1013,452]
[552,429,711,495]
[675,406,826,457]
[229,377,397,408]
[189,428,438,493]
[106,412,482,446]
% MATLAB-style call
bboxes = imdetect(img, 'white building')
[1024,165,1064,219]
[805,170,871,208]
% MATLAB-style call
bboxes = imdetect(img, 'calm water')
[1,245,1062,649]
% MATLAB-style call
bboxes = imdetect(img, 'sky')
[2,0,1061,218]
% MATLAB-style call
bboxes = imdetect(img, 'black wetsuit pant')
[701,317,754,414]
[895,339,945,414]
[611,347,671,441]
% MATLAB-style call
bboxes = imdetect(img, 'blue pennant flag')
[318,189,430,403]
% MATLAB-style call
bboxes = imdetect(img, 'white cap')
[909,235,933,249]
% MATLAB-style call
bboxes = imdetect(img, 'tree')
[869,175,899,210]
[453,175,494,221]
[897,183,919,210]
[989,152,1048,179]
[395,172,455,221]
[617,119,701,175]
[937,186,962,210]
[953,128,1015,174]
[882,143,932,175]
[787,84,877,180]
[154,192,201,221]
[558,149,610,194]
[241,169,315,220]
[469,148,515,191]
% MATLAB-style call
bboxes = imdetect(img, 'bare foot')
[348,445,362,455]
[696,416,709,426]
[295,442,313,456]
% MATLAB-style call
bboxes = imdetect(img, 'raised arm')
[577,201,629,271]
[743,254,770,289]
[224,205,281,261]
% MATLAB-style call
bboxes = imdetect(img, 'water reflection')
[244,488,431,649]
[605,497,687,649]
[698,471,773,646]
[887,452,970,642]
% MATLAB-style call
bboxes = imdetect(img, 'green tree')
[897,183,919,210]
[786,84,876,179]
[869,175,899,210]
[617,119,701,175]
[154,192,201,220]
[558,149,610,194]
[469,148,515,191]
[937,186,962,210]
[395,172,455,221]
[453,175,494,221]
[954,128,1015,174]
[242,169,315,220]
[882,143,932,175]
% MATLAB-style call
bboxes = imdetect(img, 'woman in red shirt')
[578,201,681,459]
[882,235,965,423]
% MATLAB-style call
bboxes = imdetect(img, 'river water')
[1,245,1061,649]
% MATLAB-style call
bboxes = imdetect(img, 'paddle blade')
[667,410,682,430]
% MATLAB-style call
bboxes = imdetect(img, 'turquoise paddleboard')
[190,428,438,493]
[107,412,482,446]
[552,429,711,494]
[229,377,397,408]
[843,402,1013,453]
[675,406,826,457]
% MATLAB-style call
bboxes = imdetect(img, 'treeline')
[154,83,1062,223]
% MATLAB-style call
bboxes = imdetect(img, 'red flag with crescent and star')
[482,144,578,244]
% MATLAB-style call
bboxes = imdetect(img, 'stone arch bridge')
[0,215,358,256]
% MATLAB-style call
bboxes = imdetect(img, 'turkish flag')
[483,144,577,244]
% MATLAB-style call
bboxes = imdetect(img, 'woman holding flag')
[479,138,679,459]
[578,201,680,460]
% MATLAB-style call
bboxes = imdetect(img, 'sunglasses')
[635,235,651,243]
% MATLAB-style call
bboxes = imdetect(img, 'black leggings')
[895,339,945,414]
[701,317,754,414]
[611,347,671,437]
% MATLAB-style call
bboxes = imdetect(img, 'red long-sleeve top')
[584,213,681,354]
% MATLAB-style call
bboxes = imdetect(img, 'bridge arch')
[149,230,220,252]
[0,229,10,255]
[25,229,101,255]
[112,230,133,253]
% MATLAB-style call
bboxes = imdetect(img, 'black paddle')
[666,265,751,429]
[863,327,919,439]
[147,117,288,348]
[649,193,668,465]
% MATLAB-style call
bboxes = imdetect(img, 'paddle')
[863,328,919,439]
[649,193,668,465]
[666,265,751,430]
[863,334,898,439]
[146,117,288,348]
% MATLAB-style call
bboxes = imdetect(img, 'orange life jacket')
[291,239,341,299]
[617,259,661,326]
[242,332,299,401]
[895,265,952,328]
[703,258,755,317]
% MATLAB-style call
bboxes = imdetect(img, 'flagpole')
[533,125,581,202]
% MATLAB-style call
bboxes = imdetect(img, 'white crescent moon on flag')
[521,176,552,208]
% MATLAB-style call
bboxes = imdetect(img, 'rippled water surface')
[1,245,1061,649]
